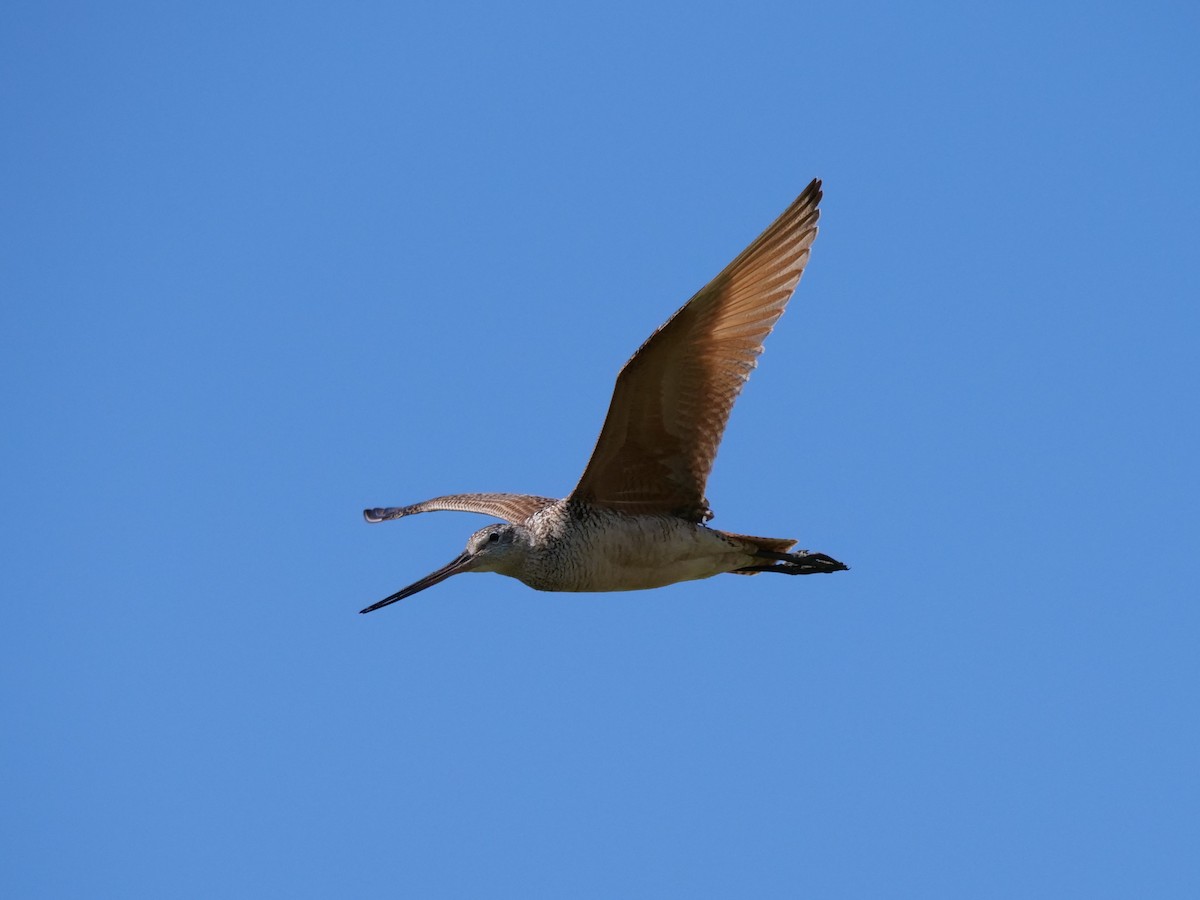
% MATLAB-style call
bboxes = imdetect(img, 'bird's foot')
[736,549,848,575]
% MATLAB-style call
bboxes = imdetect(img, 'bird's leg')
[735,549,849,575]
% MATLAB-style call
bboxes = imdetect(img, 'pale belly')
[519,513,757,593]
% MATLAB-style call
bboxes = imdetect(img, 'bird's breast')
[517,509,754,592]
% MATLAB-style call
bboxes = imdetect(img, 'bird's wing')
[364,493,557,524]
[570,179,822,521]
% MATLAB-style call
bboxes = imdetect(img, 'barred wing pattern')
[364,493,557,525]
[570,179,822,521]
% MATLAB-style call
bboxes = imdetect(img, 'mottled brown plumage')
[571,179,822,521]
[364,493,557,525]
[361,180,846,613]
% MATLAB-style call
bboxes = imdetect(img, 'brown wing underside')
[363,493,557,525]
[570,179,823,521]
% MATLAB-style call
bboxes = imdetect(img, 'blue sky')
[3,1,1198,896]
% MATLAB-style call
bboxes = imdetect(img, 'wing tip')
[798,178,823,214]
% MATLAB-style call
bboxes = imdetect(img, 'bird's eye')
[488,532,500,543]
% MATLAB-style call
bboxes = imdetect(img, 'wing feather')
[570,180,822,521]
[364,493,556,524]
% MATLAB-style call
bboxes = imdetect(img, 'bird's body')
[482,501,774,593]
[361,179,847,613]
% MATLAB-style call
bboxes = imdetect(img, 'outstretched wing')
[570,179,822,521]
[364,493,557,525]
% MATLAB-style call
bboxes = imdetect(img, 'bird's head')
[359,523,531,613]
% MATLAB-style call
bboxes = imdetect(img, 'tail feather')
[726,529,796,577]
[716,529,848,577]
[716,530,798,555]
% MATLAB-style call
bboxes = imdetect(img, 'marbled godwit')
[361,179,846,613]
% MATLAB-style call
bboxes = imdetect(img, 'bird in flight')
[361,179,847,613]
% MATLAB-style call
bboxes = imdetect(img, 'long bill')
[359,552,475,613]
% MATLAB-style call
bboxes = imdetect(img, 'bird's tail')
[718,530,848,576]
[717,530,798,555]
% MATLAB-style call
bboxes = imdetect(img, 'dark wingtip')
[363,508,383,523]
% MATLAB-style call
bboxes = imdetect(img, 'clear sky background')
[3,2,1198,897]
